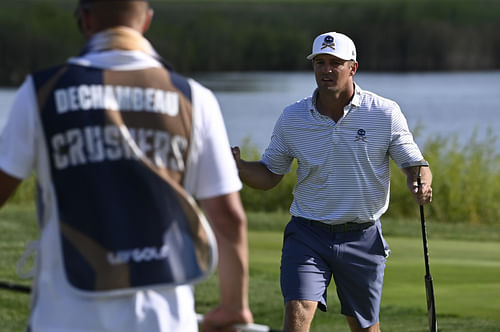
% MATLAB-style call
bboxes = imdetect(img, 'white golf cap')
[306,32,357,61]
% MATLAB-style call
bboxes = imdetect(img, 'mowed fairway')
[382,237,500,321]
[222,231,500,332]
[1,205,500,331]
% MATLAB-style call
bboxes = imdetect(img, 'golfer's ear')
[350,61,358,76]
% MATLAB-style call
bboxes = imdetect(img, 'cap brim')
[306,52,353,61]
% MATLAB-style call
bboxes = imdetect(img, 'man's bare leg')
[346,316,381,332]
[283,300,317,332]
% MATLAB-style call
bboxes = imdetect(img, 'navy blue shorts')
[280,216,390,328]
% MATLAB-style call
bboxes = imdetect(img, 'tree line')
[1,0,500,86]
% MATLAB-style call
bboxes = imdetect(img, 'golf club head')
[425,275,437,332]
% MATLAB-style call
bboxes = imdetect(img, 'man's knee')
[346,316,380,332]
[286,299,317,313]
[284,300,317,332]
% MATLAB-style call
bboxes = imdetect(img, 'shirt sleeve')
[388,102,424,168]
[0,76,39,179]
[261,111,294,175]
[183,79,242,199]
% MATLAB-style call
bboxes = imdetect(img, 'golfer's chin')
[318,84,340,94]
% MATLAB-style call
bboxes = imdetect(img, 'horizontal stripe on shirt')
[261,83,423,224]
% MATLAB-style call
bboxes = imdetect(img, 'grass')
[1,205,500,331]
[197,232,500,331]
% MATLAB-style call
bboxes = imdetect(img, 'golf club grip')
[425,275,437,332]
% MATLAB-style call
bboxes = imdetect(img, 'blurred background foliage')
[236,131,500,225]
[12,131,499,224]
[1,0,500,85]
[2,0,500,225]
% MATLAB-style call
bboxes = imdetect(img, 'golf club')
[417,165,437,332]
[0,281,31,294]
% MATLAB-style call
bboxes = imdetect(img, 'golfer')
[0,0,253,331]
[232,32,433,332]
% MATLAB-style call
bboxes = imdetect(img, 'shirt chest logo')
[354,128,367,142]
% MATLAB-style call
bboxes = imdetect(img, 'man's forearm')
[215,216,249,310]
[201,193,250,310]
[237,160,283,190]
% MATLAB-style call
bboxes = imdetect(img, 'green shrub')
[238,138,296,212]
[420,129,500,224]
[239,131,500,225]
[7,132,500,225]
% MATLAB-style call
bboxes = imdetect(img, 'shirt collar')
[311,82,362,111]
[351,82,362,107]
[70,26,172,69]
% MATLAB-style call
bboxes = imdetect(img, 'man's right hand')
[230,146,283,190]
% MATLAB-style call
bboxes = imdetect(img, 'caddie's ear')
[74,6,84,33]
[80,8,93,38]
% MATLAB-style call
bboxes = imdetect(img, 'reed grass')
[238,131,500,225]
[6,130,500,225]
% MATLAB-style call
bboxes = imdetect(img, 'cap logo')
[321,35,336,51]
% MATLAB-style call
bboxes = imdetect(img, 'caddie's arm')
[402,160,433,205]
[199,191,253,331]
[0,170,22,208]
[231,146,283,190]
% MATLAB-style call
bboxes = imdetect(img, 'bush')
[238,138,296,212]
[7,132,500,225]
[239,132,500,225]
[419,129,500,224]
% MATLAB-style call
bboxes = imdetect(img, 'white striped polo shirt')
[261,83,423,224]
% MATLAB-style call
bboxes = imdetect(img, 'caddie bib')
[33,62,217,297]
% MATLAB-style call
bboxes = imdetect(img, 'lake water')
[193,71,500,152]
[1,71,499,152]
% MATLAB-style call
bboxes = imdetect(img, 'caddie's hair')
[74,0,150,33]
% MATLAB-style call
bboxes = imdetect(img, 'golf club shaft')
[417,166,437,332]
[420,204,431,276]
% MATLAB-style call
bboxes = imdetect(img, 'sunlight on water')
[194,71,500,152]
[2,71,499,152]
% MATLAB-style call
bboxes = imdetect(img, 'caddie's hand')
[201,305,253,332]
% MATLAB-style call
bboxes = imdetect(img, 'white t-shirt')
[0,50,241,332]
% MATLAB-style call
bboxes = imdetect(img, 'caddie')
[0,0,253,331]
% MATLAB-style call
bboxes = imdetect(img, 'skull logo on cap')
[321,35,336,50]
